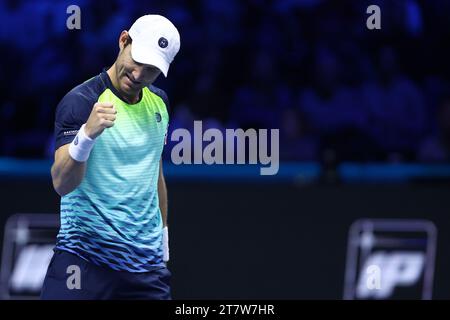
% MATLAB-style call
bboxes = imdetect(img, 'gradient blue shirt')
[54,70,169,272]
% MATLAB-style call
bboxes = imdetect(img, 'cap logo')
[158,37,168,48]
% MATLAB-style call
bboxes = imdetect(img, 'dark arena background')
[1,0,450,301]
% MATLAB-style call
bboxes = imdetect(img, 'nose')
[131,66,145,83]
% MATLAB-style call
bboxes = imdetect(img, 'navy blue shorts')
[40,249,172,300]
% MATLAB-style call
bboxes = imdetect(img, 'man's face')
[115,37,162,99]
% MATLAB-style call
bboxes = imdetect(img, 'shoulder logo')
[158,37,168,48]
[74,136,79,145]
[155,112,162,122]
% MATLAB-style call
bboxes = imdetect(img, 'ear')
[119,30,129,50]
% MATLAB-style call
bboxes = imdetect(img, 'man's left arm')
[158,158,170,262]
[158,158,168,227]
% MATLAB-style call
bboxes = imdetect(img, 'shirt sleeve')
[162,94,170,146]
[164,123,169,145]
[149,85,170,146]
[54,92,92,150]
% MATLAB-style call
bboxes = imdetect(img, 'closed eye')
[133,60,159,73]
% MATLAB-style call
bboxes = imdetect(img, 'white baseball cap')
[128,15,181,77]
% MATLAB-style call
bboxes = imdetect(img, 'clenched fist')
[84,102,117,139]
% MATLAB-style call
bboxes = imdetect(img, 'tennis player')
[40,14,180,299]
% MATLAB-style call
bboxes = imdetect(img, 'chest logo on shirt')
[155,112,162,123]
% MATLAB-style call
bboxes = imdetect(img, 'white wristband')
[68,124,96,162]
[163,226,169,262]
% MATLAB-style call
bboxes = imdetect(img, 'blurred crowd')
[1,0,450,163]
